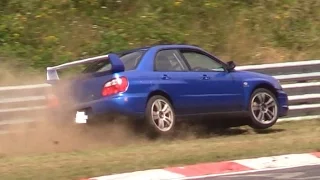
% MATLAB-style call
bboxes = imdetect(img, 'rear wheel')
[145,95,176,137]
[248,88,279,129]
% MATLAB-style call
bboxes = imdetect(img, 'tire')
[145,95,176,137]
[248,88,279,129]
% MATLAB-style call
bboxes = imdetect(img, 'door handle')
[202,74,210,80]
[161,74,171,80]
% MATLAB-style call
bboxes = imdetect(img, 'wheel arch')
[146,90,174,107]
[251,83,278,97]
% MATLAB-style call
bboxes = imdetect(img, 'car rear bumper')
[76,95,144,116]
[277,90,289,117]
[48,94,145,123]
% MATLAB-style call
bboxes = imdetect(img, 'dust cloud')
[0,117,143,155]
[0,65,143,156]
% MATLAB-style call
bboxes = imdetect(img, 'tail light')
[102,76,129,96]
[46,86,59,108]
[47,94,59,107]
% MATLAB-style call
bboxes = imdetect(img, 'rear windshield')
[83,50,145,73]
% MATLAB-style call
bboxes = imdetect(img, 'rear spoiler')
[46,53,124,81]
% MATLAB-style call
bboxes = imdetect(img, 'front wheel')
[248,88,279,129]
[145,95,176,137]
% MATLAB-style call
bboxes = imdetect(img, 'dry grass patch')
[0,119,319,180]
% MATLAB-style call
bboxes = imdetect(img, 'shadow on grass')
[253,128,285,134]
[171,117,286,140]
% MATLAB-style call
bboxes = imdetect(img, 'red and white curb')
[83,152,320,180]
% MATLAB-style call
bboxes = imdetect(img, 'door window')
[181,50,225,72]
[154,50,188,71]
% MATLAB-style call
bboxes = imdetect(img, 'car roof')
[114,44,201,55]
[115,47,150,56]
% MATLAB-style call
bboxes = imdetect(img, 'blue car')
[46,44,288,135]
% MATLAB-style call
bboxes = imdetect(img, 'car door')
[153,49,208,114]
[178,49,243,113]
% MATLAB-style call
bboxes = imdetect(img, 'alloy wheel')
[151,99,174,132]
[251,92,278,124]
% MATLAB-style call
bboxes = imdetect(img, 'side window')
[181,51,225,72]
[155,50,188,71]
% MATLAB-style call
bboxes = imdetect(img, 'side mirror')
[226,61,236,71]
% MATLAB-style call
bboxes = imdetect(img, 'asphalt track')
[194,164,320,180]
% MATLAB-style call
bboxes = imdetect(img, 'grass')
[1,0,320,72]
[0,119,319,180]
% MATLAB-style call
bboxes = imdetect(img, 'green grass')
[0,119,319,180]
[1,0,320,73]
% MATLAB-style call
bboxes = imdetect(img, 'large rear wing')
[46,53,124,81]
